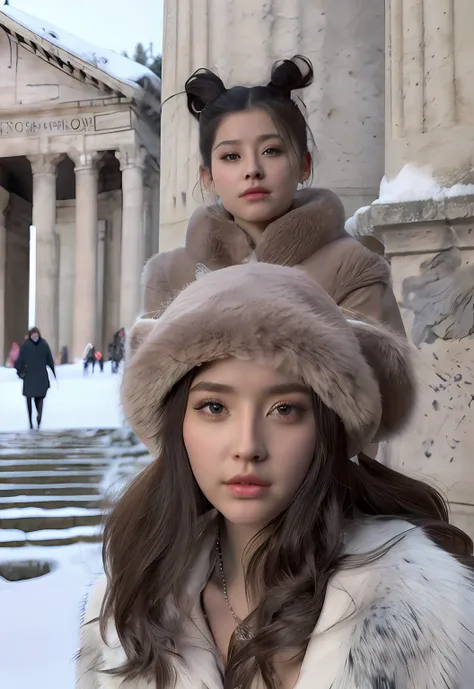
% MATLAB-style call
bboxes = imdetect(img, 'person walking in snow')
[14,326,56,430]
[109,328,125,373]
[83,343,97,375]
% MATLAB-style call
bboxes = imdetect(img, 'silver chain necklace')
[216,531,242,625]
[215,532,253,642]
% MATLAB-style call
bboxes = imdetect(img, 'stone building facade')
[159,1,474,537]
[0,7,161,364]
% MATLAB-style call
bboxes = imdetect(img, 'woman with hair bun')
[76,262,474,689]
[144,55,404,339]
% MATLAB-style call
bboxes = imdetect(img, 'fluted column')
[0,186,10,364]
[116,144,147,330]
[386,0,474,185]
[28,154,62,356]
[70,151,99,360]
[160,0,385,250]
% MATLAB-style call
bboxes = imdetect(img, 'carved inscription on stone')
[0,110,131,138]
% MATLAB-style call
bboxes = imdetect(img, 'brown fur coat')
[143,188,404,333]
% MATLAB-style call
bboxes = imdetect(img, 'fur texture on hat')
[122,263,415,456]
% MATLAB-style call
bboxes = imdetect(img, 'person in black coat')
[15,326,56,430]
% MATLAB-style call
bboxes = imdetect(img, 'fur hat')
[122,263,415,456]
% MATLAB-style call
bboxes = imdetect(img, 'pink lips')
[240,187,270,201]
[224,474,271,498]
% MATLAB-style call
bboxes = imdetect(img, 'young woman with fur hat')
[143,55,404,337]
[77,262,474,689]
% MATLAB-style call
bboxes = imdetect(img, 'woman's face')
[203,108,310,235]
[183,358,316,529]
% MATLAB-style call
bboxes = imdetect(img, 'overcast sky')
[7,0,163,56]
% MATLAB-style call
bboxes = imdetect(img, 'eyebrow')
[189,381,310,396]
[213,133,283,151]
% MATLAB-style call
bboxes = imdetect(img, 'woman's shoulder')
[343,516,473,585]
[81,574,108,624]
[76,575,119,688]
[322,518,474,687]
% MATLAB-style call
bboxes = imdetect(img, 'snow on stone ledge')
[345,164,474,237]
[374,164,474,204]
[0,5,160,91]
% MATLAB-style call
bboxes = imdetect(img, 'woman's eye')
[263,147,282,155]
[207,402,224,414]
[194,401,226,416]
[223,153,240,161]
[276,404,293,416]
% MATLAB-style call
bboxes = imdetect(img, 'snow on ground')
[0,542,103,689]
[0,362,128,687]
[1,5,160,89]
[0,363,123,432]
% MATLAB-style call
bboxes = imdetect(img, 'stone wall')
[386,0,474,185]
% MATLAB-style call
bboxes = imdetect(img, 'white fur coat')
[76,518,474,689]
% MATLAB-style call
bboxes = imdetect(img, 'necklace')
[215,531,253,642]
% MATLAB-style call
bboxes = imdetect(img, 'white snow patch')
[0,495,97,504]
[0,6,160,90]
[375,164,474,204]
[0,524,101,543]
[0,529,26,543]
[0,363,123,432]
[345,164,474,237]
[27,525,101,542]
[0,542,103,689]
[344,205,370,235]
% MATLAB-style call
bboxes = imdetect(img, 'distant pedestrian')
[14,327,56,430]
[95,350,104,372]
[83,343,96,375]
[6,341,19,368]
[109,328,125,373]
[60,345,69,365]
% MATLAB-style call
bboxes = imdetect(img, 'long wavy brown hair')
[101,368,473,689]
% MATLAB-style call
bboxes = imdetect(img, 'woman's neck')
[233,217,268,247]
[220,520,263,590]
[233,202,294,247]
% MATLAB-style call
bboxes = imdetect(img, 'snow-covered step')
[0,484,101,497]
[0,427,149,548]
[0,458,111,467]
[0,524,101,548]
[1,470,104,484]
[0,495,101,510]
[0,506,104,532]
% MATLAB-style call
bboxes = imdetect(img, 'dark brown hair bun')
[267,55,314,98]
[185,69,227,120]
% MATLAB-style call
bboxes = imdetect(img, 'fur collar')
[77,518,474,689]
[184,187,346,268]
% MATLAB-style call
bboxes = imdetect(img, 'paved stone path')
[0,428,149,548]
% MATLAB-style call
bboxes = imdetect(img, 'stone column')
[159,0,385,251]
[0,186,10,364]
[386,0,474,185]
[349,2,474,539]
[116,144,147,330]
[70,151,99,360]
[28,154,61,356]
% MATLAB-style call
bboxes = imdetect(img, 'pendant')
[235,624,253,643]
